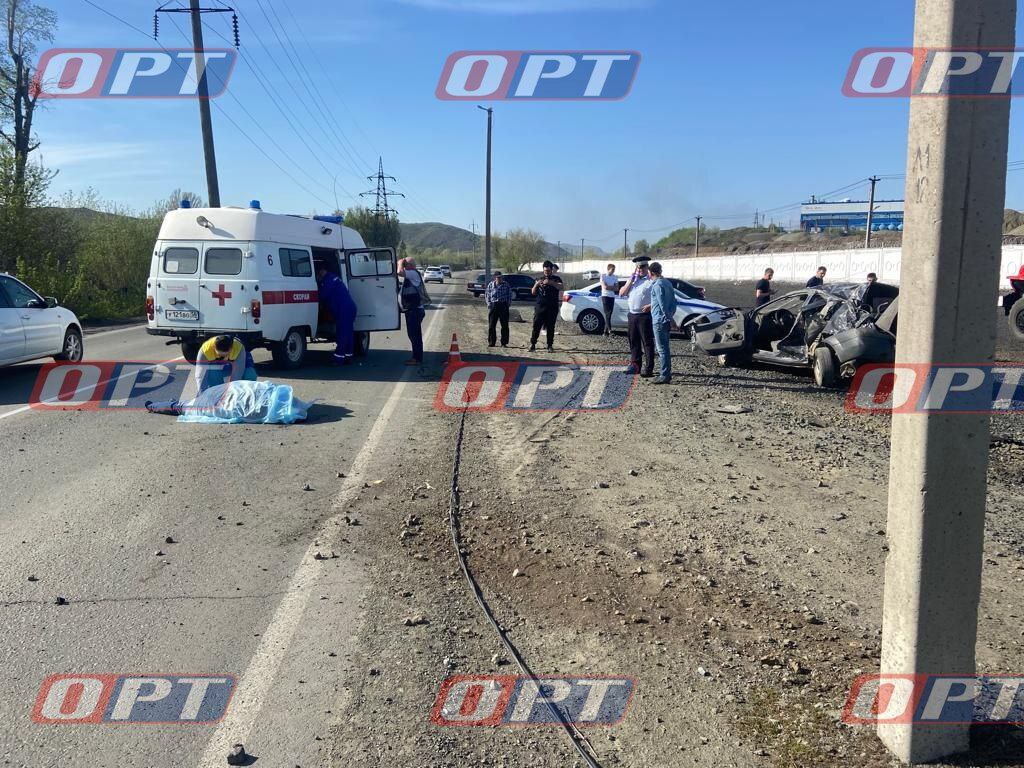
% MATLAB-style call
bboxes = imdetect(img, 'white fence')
[531,245,1024,290]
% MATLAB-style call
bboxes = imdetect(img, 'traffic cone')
[448,333,462,363]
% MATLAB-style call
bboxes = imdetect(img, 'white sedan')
[423,267,445,284]
[1,272,84,366]
[560,280,725,335]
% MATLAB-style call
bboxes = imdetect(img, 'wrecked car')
[686,283,899,387]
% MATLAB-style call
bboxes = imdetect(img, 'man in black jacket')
[530,261,563,352]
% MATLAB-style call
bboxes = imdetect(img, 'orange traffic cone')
[448,333,462,363]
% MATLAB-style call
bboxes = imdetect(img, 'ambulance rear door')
[154,241,203,329]
[344,247,400,331]
[199,242,255,331]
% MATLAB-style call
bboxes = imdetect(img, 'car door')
[2,276,61,357]
[155,242,203,329]
[613,280,630,325]
[0,278,26,363]
[691,307,748,353]
[345,247,400,331]
[200,243,252,331]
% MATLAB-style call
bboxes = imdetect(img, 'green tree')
[146,188,205,218]
[1,0,56,190]
[499,228,545,273]
[341,205,401,249]
[634,238,649,255]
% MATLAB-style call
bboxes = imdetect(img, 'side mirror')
[45,297,58,309]
[26,298,46,309]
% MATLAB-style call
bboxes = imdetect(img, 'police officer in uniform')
[529,260,563,352]
[619,255,656,377]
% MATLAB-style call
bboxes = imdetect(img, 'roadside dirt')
[328,285,1024,768]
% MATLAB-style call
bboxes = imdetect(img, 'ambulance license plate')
[165,310,199,321]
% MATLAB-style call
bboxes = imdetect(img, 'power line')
[360,158,405,218]
[79,0,335,209]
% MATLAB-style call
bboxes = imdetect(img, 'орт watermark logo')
[437,51,640,100]
[845,48,1024,97]
[431,675,635,727]
[34,48,236,98]
[843,674,1024,725]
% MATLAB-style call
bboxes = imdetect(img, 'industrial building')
[800,199,905,232]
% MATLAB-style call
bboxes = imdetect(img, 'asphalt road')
[0,280,458,768]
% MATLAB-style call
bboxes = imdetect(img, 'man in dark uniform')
[529,260,563,352]
[317,267,358,365]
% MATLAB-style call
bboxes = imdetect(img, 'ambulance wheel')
[272,328,306,369]
[181,340,201,363]
[353,331,370,357]
[1009,299,1024,343]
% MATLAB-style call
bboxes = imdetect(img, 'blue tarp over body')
[171,381,314,424]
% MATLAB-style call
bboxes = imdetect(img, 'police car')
[560,280,724,335]
[146,200,399,368]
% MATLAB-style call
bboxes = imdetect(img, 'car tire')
[577,309,605,335]
[716,351,745,368]
[181,339,201,363]
[353,330,370,357]
[813,347,838,388]
[1009,299,1024,343]
[473,292,482,298]
[271,327,306,369]
[54,326,83,362]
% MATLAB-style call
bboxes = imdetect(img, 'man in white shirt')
[619,255,656,377]
[600,263,618,335]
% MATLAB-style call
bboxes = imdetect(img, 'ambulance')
[146,200,399,368]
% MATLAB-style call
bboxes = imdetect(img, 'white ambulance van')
[146,200,399,368]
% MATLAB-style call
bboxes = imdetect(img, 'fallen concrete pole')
[879,0,1015,763]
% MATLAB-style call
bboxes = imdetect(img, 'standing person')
[648,262,677,384]
[485,270,512,347]
[600,263,618,335]
[529,260,563,352]
[194,334,257,393]
[619,255,655,377]
[755,268,774,307]
[398,257,429,366]
[806,266,827,288]
[866,272,878,284]
[317,267,357,365]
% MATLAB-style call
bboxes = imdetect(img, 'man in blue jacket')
[648,261,677,384]
[317,267,358,365]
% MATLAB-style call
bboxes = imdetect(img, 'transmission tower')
[361,157,404,218]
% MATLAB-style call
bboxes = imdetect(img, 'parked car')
[424,267,445,283]
[666,277,707,300]
[687,283,899,388]
[581,269,601,281]
[0,273,84,366]
[439,265,452,277]
[560,280,724,335]
[466,273,536,299]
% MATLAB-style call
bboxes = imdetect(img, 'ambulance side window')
[279,248,312,278]
[163,247,199,275]
[205,248,242,276]
[348,251,376,277]
[375,251,394,275]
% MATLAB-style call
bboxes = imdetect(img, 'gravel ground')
[327,286,1024,768]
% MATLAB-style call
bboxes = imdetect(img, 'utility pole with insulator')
[478,106,493,281]
[865,175,881,248]
[695,215,702,258]
[155,0,240,207]
[623,228,628,260]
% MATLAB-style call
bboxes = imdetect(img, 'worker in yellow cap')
[194,335,257,393]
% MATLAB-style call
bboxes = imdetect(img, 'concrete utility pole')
[623,228,628,260]
[580,238,585,262]
[695,215,702,258]
[478,106,493,281]
[189,0,220,207]
[864,175,880,248]
[879,0,1015,763]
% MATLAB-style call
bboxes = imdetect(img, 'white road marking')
[198,293,451,767]
[85,323,146,338]
[0,357,185,424]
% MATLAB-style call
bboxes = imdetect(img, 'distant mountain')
[400,222,479,252]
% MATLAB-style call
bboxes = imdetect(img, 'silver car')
[0,273,84,366]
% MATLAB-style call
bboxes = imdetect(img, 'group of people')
[754,265,880,306]
[480,260,566,352]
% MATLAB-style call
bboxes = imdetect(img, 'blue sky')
[35,0,1024,249]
